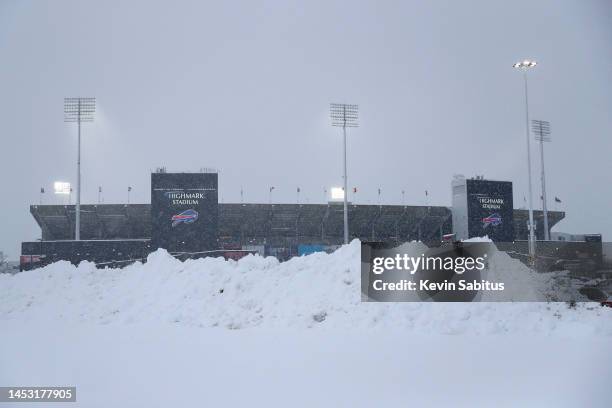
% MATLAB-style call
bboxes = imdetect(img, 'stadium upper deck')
[30,203,564,246]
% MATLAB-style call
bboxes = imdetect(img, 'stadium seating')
[30,204,564,246]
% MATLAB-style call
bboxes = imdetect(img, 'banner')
[151,173,218,253]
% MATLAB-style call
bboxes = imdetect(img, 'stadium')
[20,170,568,269]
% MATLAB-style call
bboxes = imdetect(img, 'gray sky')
[1,0,611,259]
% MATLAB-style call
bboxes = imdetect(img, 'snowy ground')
[1,240,612,407]
[2,324,611,408]
[1,240,610,333]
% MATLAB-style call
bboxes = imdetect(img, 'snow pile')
[463,235,492,242]
[480,246,561,301]
[1,240,611,334]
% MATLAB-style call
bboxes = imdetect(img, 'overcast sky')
[1,0,610,258]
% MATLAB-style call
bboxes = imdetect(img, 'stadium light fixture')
[532,119,552,241]
[330,103,358,245]
[513,60,537,69]
[54,181,71,195]
[64,97,95,241]
[513,61,536,258]
[331,187,345,200]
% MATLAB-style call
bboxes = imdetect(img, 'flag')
[297,187,300,193]
[99,186,102,193]
[269,186,275,192]
[40,187,45,194]
[128,186,132,192]
[555,197,562,203]
[425,190,428,196]
[378,188,381,195]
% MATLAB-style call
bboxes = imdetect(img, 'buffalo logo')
[171,209,199,227]
[482,213,502,228]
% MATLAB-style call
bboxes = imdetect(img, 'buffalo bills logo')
[482,213,502,228]
[171,209,199,227]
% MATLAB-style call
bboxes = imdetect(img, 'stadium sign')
[452,178,514,242]
[151,172,218,252]
[467,180,514,242]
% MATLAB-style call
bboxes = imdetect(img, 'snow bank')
[1,240,611,334]
[480,246,561,301]
[462,235,492,242]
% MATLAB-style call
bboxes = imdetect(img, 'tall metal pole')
[342,117,348,244]
[539,134,549,240]
[76,99,81,241]
[522,70,535,256]
[65,97,94,240]
[532,119,551,241]
[330,103,358,245]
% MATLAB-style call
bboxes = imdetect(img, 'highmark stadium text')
[165,192,206,205]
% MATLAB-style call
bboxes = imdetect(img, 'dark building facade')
[29,202,563,246]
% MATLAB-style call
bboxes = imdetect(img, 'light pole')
[513,60,537,257]
[330,103,358,245]
[64,97,95,240]
[532,119,551,240]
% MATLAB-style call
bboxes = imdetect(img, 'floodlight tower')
[64,97,95,240]
[532,119,551,241]
[513,60,537,257]
[330,103,359,245]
